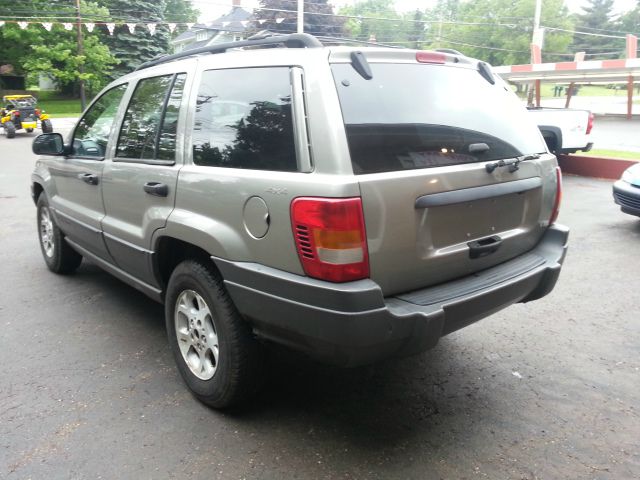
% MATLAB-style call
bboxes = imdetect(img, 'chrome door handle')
[143,182,169,197]
[78,173,99,185]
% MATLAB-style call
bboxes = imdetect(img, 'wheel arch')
[538,125,563,154]
[153,235,223,293]
[31,181,44,205]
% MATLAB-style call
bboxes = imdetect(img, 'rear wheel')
[41,119,53,134]
[36,194,82,274]
[5,121,15,138]
[165,259,263,408]
[26,128,34,133]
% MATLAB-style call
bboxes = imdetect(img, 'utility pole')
[530,0,543,107]
[297,0,303,33]
[75,0,86,111]
[533,0,541,34]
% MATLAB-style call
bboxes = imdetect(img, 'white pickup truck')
[528,107,594,154]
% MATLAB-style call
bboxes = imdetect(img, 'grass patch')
[589,149,640,160]
[37,98,81,118]
[514,83,640,100]
[17,91,82,117]
[540,84,634,98]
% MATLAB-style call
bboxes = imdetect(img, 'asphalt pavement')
[1,128,639,479]
[588,116,640,153]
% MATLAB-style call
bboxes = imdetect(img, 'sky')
[194,0,639,23]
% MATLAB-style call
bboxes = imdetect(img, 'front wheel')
[5,121,16,138]
[165,259,263,408]
[36,194,82,274]
[41,119,53,134]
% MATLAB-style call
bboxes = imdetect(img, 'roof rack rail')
[314,35,401,49]
[435,48,464,56]
[135,33,323,71]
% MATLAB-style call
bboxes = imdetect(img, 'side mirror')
[33,133,68,156]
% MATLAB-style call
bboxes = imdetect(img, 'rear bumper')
[215,224,569,367]
[613,180,640,217]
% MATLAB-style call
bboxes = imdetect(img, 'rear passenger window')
[192,68,297,171]
[116,73,186,161]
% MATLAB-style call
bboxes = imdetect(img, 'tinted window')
[116,74,185,161]
[73,84,127,157]
[192,68,297,171]
[331,63,547,174]
[157,74,187,160]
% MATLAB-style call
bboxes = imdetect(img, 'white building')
[170,0,252,53]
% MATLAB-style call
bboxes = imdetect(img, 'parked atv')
[1,95,52,138]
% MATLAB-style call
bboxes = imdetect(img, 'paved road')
[588,116,640,153]
[1,131,639,479]
[540,95,640,116]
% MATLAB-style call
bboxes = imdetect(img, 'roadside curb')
[558,154,638,180]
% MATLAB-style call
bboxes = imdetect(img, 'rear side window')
[116,73,186,161]
[331,63,547,174]
[192,67,297,171]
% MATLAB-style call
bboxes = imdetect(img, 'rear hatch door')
[331,55,555,296]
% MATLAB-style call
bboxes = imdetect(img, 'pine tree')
[573,0,623,58]
[98,0,171,77]
[407,9,426,49]
[618,1,640,39]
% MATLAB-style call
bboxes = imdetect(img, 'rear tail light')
[14,111,20,117]
[549,166,563,225]
[291,197,369,282]
[416,51,446,64]
[586,112,594,135]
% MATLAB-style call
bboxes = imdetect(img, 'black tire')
[5,121,16,138]
[26,128,34,133]
[165,259,263,409]
[542,133,559,154]
[41,119,53,134]
[36,194,82,274]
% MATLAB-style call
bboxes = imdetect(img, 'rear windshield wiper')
[485,154,540,173]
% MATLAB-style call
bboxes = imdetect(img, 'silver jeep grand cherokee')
[31,34,568,408]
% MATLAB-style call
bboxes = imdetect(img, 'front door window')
[72,84,127,158]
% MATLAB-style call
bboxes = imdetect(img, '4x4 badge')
[266,187,287,195]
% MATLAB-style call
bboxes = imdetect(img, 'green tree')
[619,1,640,37]
[164,0,199,23]
[164,0,200,37]
[407,9,427,49]
[340,0,410,44]
[0,1,117,94]
[252,0,345,36]
[573,0,623,58]
[98,0,171,77]
[23,33,116,94]
[433,0,574,65]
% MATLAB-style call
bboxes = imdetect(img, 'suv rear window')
[331,63,547,174]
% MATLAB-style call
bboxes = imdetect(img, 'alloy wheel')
[174,289,219,380]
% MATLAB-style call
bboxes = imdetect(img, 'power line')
[543,26,627,39]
